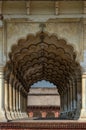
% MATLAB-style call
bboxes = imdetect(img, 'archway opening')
[28,80,60,120]
[4,31,82,121]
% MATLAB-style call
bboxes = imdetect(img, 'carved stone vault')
[4,31,82,120]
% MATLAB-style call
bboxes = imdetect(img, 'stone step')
[0,121,86,130]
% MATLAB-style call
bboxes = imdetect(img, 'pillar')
[60,93,63,112]
[4,80,8,112]
[64,89,67,112]
[15,85,19,119]
[9,82,13,119]
[17,86,20,118]
[73,80,77,109]
[13,83,16,118]
[4,80,9,120]
[68,87,71,111]
[19,86,24,118]
[70,85,73,111]
[74,74,81,119]
[4,78,12,120]
[18,86,22,118]
[79,73,86,120]
[0,67,7,122]
[20,89,24,117]
[67,88,68,111]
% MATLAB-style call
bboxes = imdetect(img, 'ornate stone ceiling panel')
[5,32,81,94]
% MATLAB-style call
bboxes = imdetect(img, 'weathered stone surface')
[28,88,60,106]
[6,22,83,61]
[0,0,86,122]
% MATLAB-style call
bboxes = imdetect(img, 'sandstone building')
[0,0,86,122]
[27,87,60,118]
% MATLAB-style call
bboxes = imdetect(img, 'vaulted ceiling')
[5,31,81,94]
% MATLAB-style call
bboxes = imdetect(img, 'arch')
[4,31,82,120]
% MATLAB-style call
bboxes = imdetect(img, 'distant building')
[27,87,60,118]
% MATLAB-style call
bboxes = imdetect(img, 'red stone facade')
[1,122,86,130]
[27,106,60,118]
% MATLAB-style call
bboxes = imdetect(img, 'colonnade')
[0,67,28,122]
[1,65,86,121]
[60,77,82,120]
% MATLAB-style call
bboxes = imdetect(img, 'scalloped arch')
[5,31,81,94]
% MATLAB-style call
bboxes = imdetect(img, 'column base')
[0,110,7,122]
[5,110,12,121]
[19,111,23,119]
[16,111,21,119]
[10,111,16,120]
[22,112,28,118]
[60,109,77,120]
[78,109,86,120]
[14,111,19,119]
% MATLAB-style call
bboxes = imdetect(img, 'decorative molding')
[27,105,60,111]
[3,14,86,22]
[28,94,59,96]
[84,2,86,14]
[55,1,59,15]
[26,1,31,15]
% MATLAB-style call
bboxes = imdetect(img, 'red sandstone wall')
[1,122,86,130]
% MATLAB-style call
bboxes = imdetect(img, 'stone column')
[60,92,64,118]
[20,90,23,118]
[13,83,16,119]
[4,80,9,120]
[77,78,81,109]
[70,86,73,111]
[18,86,21,118]
[65,89,67,112]
[15,85,19,119]
[9,82,13,120]
[0,67,7,122]
[19,86,23,118]
[73,80,77,109]
[17,86,20,118]
[61,93,63,112]
[79,73,86,120]
[64,89,67,112]
[4,79,12,120]
[69,80,73,111]
[68,87,71,111]
[23,93,26,117]
[67,88,68,111]
[62,92,65,112]
[23,95,26,117]
[7,74,15,120]
[24,94,28,118]
[22,93,25,117]
[74,75,81,119]
[59,94,62,118]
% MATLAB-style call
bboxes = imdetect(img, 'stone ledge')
[1,122,86,129]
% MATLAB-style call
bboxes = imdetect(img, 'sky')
[31,80,56,88]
